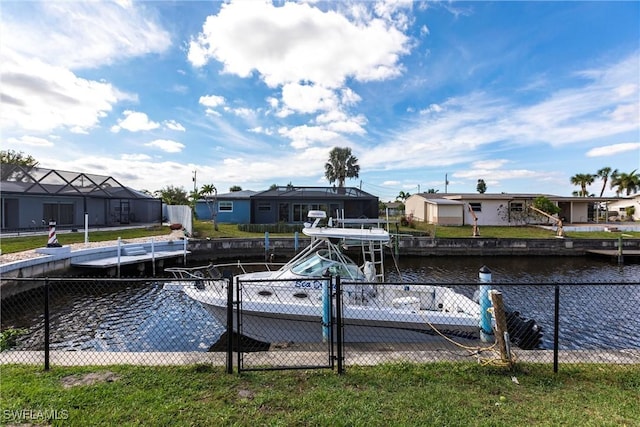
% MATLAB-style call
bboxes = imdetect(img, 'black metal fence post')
[224,271,233,374]
[553,285,560,374]
[44,278,50,371]
[335,275,344,375]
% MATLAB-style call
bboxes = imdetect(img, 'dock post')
[294,231,299,253]
[478,266,493,343]
[84,213,89,245]
[489,290,512,367]
[264,232,270,261]
[618,235,623,265]
[117,237,122,278]
[183,237,187,265]
[151,238,156,277]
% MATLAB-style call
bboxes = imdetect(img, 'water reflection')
[2,256,638,352]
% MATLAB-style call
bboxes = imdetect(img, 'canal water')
[2,256,639,352]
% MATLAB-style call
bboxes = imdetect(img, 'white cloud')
[164,120,186,132]
[1,1,171,70]
[586,142,640,158]
[199,94,226,108]
[121,153,152,161]
[0,49,131,134]
[144,139,185,153]
[111,111,160,133]
[7,135,54,147]
[278,125,341,149]
[188,1,410,89]
[281,83,339,114]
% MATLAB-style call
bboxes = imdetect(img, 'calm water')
[3,256,639,352]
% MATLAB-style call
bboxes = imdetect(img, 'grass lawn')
[1,363,638,426]
[1,221,638,255]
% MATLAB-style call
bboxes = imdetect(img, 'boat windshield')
[291,250,364,280]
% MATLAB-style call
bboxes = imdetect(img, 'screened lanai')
[0,164,162,231]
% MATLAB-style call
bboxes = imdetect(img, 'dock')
[71,249,190,268]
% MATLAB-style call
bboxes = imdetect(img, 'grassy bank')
[1,363,638,426]
[2,221,638,255]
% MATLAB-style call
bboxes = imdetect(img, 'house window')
[258,202,271,212]
[219,201,233,212]
[43,203,74,225]
[469,203,482,212]
[293,204,328,221]
[510,202,524,212]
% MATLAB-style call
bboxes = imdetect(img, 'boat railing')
[211,261,287,275]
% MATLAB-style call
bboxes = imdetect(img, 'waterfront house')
[405,193,621,226]
[1,164,161,232]
[194,190,256,224]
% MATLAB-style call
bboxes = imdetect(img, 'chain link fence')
[1,277,639,372]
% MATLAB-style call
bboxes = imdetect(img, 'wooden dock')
[71,249,189,268]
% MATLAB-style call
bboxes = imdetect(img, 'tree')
[596,167,617,197]
[532,196,561,216]
[396,191,411,202]
[570,173,595,197]
[610,170,639,196]
[324,147,360,188]
[200,184,218,231]
[1,150,39,181]
[426,188,439,193]
[476,179,487,194]
[229,185,242,192]
[155,185,189,205]
[0,149,39,167]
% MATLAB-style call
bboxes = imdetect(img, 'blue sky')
[2,1,639,201]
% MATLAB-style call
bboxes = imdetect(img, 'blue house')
[194,190,255,224]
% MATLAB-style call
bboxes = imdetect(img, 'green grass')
[1,363,638,426]
[400,222,640,240]
[0,226,171,254]
[2,221,638,255]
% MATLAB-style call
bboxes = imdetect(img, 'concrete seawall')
[187,236,640,261]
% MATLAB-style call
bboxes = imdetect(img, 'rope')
[421,307,516,368]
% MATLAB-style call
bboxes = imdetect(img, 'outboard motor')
[505,310,543,350]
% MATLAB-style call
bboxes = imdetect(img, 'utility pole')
[192,170,197,192]
[445,173,449,193]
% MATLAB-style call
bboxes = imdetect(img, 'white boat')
[165,211,542,348]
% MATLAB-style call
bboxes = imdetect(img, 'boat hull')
[190,290,480,344]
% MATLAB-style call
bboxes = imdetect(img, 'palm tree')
[396,191,411,202]
[610,170,639,196]
[570,173,595,197]
[324,147,360,188]
[596,167,617,197]
[200,183,218,231]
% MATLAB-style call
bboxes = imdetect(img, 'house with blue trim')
[194,190,256,224]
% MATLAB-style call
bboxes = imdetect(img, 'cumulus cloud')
[188,2,410,88]
[0,49,132,134]
[199,94,226,108]
[111,111,160,133]
[144,139,185,153]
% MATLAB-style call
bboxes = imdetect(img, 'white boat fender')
[363,261,376,282]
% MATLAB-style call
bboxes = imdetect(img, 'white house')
[607,195,640,221]
[404,193,622,226]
